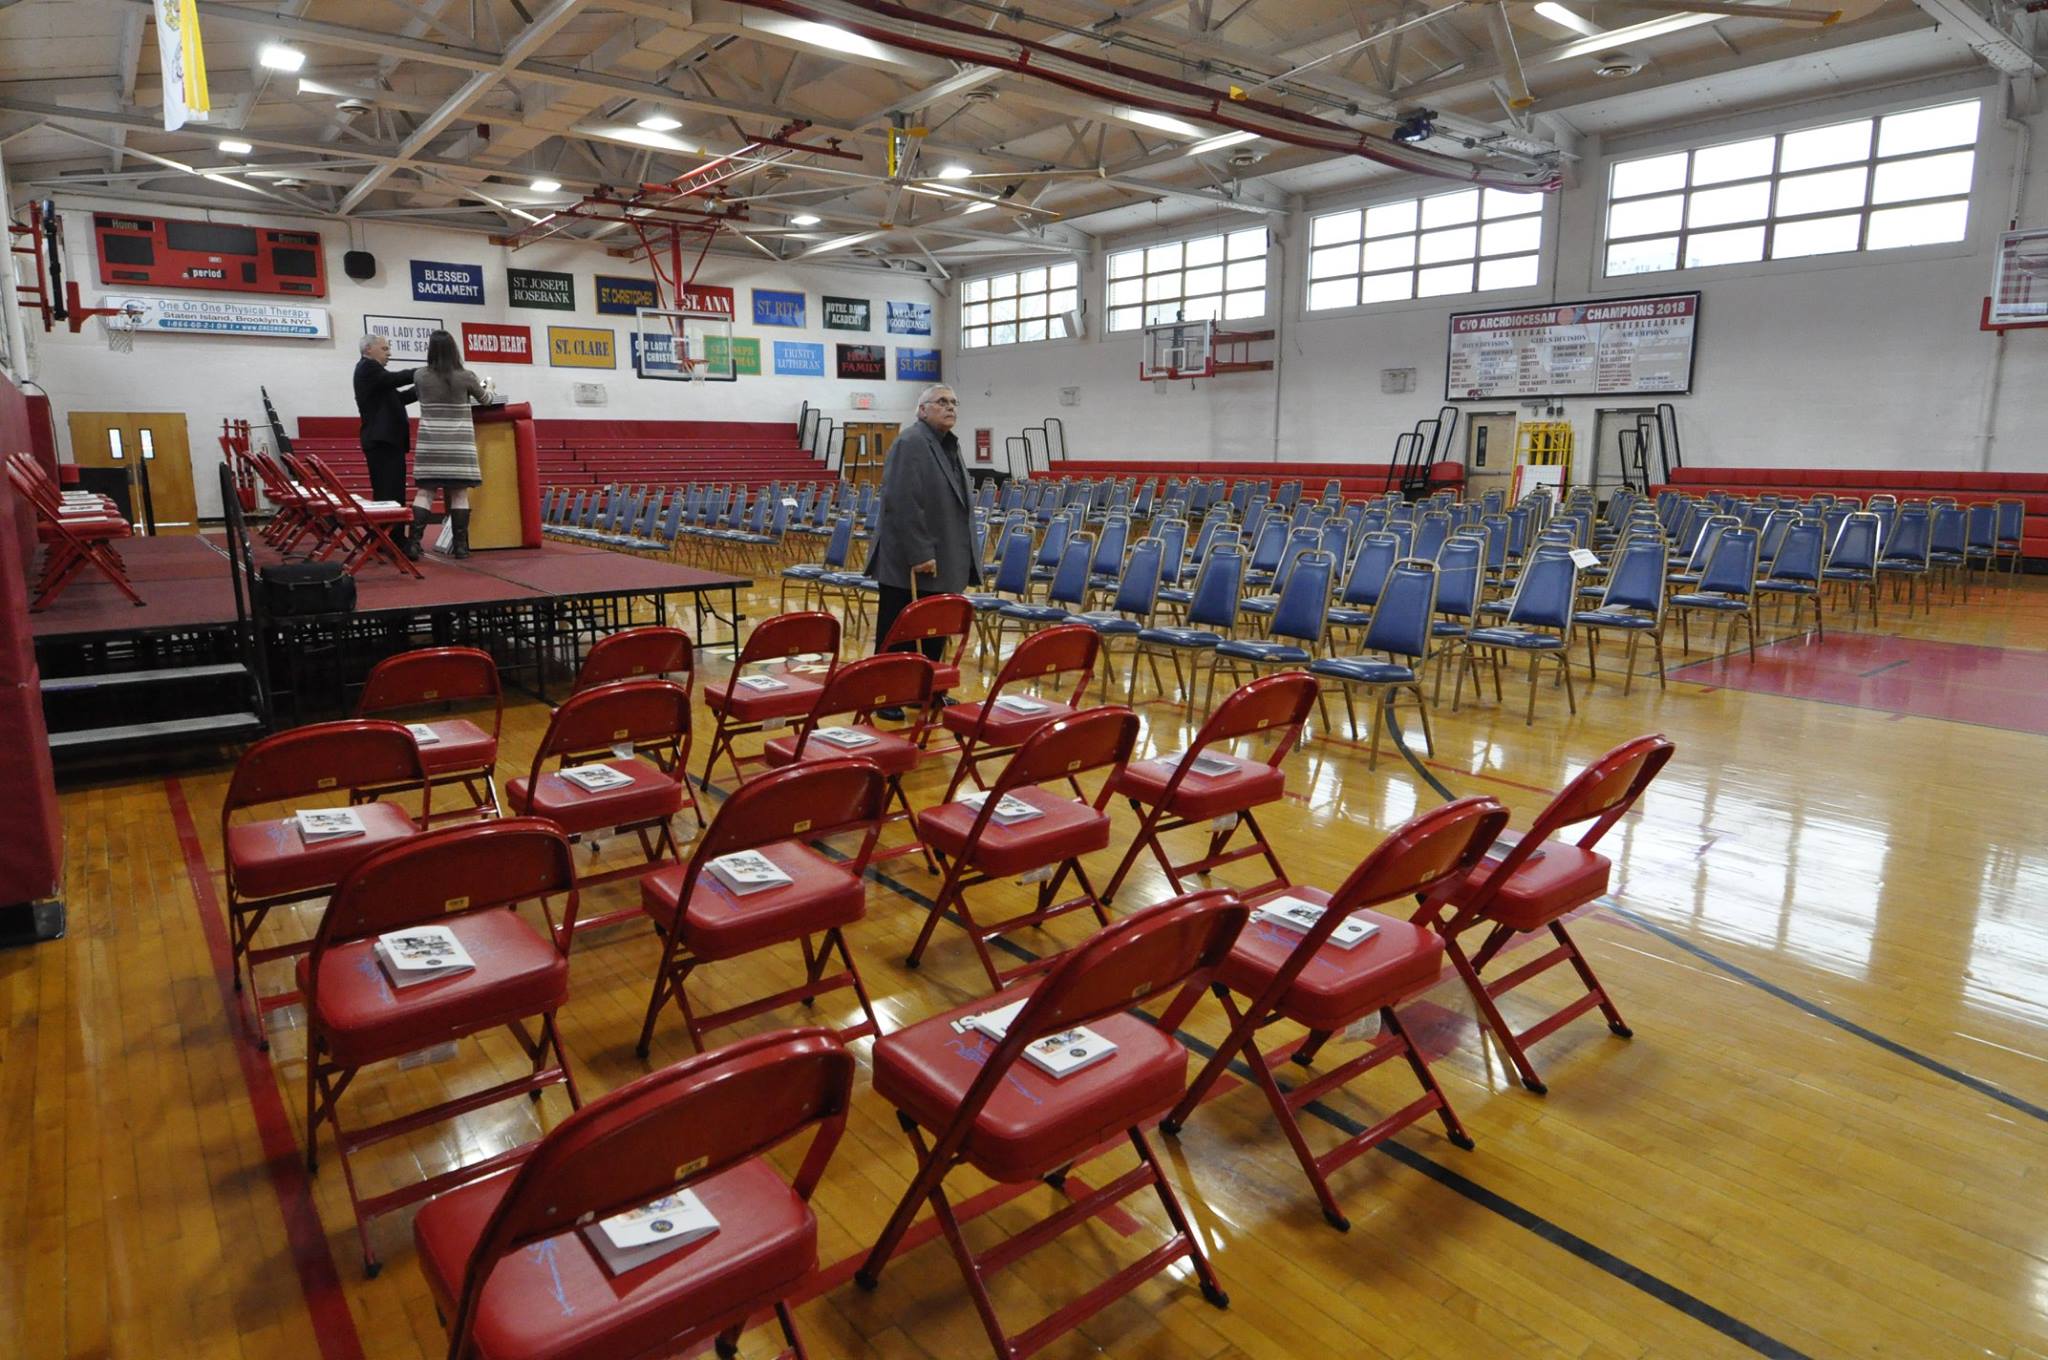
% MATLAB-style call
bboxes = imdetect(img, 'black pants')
[873,582,946,660]
[363,441,408,505]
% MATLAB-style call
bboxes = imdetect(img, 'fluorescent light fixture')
[789,213,821,226]
[611,126,700,153]
[961,202,995,215]
[1120,108,1202,137]
[218,139,253,155]
[1550,11,1718,59]
[530,178,562,193]
[258,43,306,73]
[1533,2,1602,36]
[1184,130,1257,157]
[637,112,683,131]
[937,163,973,179]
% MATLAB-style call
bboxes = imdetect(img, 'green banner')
[823,295,870,331]
[706,334,763,376]
[507,267,574,311]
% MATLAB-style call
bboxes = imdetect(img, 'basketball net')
[104,303,143,354]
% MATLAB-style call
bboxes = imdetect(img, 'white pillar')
[0,140,35,384]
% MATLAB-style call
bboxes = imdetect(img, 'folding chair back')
[1200,670,1318,752]
[1472,734,1674,899]
[533,677,691,766]
[574,626,694,693]
[314,816,578,951]
[738,609,840,668]
[439,1028,855,1357]
[801,652,936,729]
[993,621,1100,700]
[991,704,1138,800]
[225,720,427,813]
[358,646,500,716]
[1338,531,1400,608]
[698,759,888,865]
[881,592,975,658]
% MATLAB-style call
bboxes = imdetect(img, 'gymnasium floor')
[5,570,2046,1360]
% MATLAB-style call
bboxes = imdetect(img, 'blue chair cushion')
[1756,581,1817,595]
[1073,612,1142,635]
[781,565,827,579]
[1822,567,1872,581]
[1240,599,1279,618]
[819,571,867,587]
[1430,620,1470,638]
[1877,560,1927,573]
[1213,640,1312,664]
[1138,627,1222,647]
[1476,600,1511,616]
[1669,594,1748,610]
[1325,607,1373,628]
[964,593,1010,611]
[1928,551,1964,565]
[1310,658,1416,684]
[1156,587,1193,605]
[1467,627,1565,650]
[998,604,1072,623]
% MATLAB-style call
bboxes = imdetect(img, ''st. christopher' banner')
[595,275,659,316]
[1445,291,1700,400]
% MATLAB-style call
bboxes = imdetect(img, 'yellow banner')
[179,0,210,118]
[548,326,615,369]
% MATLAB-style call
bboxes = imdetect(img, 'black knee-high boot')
[450,508,471,559]
[404,505,434,561]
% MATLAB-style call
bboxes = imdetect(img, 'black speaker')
[342,249,376,281]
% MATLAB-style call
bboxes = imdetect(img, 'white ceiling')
[0,0,2034,279]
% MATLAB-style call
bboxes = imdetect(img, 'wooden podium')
[467,403,543,550]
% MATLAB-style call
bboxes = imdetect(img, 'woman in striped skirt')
[405,330,492,559]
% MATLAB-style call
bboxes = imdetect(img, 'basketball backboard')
[634,307,738,382]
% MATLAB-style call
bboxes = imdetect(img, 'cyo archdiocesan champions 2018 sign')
[1445,292,1699,400]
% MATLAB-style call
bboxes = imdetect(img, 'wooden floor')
[6,569,2047,1360]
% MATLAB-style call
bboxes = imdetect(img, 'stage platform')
[30,535,748,721]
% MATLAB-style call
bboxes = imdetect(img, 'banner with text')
[365,313,442,361]
[754,288,806,328]
[678,282,736,317]
[895,347,941,382]
[823,295,870,331]
[774,341,825,376]
[461,321,533,364]
[548,325,616,369]
[1446,292,1700,400]
[886,300,932,335]
[101,294,330,339]
[710,335,762,375]
[595,275,660,316]
[836,343,886,380]
[507,268,574,311]
[411,259,484,305]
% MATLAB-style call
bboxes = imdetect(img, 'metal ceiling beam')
[1904,0,2039,75]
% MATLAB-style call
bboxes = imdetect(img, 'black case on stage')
[258,561,356,616]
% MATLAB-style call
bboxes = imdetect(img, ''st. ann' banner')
[774,341,825,376]
[754,288,806,328]
[836,343,886,380]
[461,321,533,364]
[823,296,870,331]
[885,300,932,335]
[507,268,574,311]
[895,347,940,382]
[410,259,484,305]
[595,275,660,316]
[678,283,736,317]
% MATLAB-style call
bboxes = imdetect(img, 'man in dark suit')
[353,333,417,504]
[869,384,977,673]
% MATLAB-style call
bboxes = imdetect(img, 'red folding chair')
[6,453,144,610]
[505,678,699,938]
[414,1028,855,1360]
[222,720,428,1046]
[762,651,936,870]
[909,706,1138,989]
[637,760,888,1057]
[572,625,694,697]
[303,818,582,1275]
[252,450,314,548]
[356,646,503,820]
[937,623,1100,802]
[857,890,1249,1360]
[1102,671,1319,906]
[301,451,423,578]
[1419,734,1676,1093]
[699,610,840,787]
[877,592,975,745]
[1157,796,1509,1230]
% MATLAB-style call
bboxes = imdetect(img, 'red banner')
[461,321,534,364]
[974,427,992,463]
[677,283,735,317]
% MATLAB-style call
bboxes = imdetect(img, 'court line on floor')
[685,773,1815,1360]
[164,777,368,1360]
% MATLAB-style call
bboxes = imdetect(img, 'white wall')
[25,197,945,514]
[954,72,2048,481]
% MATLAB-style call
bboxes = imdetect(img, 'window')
[1306,187,1544,311]
[1105,228,1268,332]
[960,261,1080,348]
[1604,99,1980,277]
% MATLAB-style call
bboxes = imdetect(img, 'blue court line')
[682,762,1814,1360]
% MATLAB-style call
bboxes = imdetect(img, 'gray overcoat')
[867,417,981,592]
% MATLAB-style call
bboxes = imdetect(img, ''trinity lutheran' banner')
[461,321,533,364]
[836,343,885,380]
[774,341,825,377]
[411,259,485,305]
[507,268,574,311]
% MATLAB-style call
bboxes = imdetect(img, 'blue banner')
[773,340,825,376]
[886,300,933,335]
[595,275,659,316]
[753,288,806,328]
[630,332,678,377]
[896,347,941,382]
[410,259,484,305]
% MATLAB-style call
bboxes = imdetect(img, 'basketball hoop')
[104,301,144,354]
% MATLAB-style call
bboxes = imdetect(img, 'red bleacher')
[288,417,825,495]
[1043,458,1461,500]
[1652,466,2046,560]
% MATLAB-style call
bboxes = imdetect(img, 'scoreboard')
[93,213,328,299]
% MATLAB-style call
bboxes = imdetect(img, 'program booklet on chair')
[404,723,443,745]
[558,763,634,792]
[966,1000,1119,1078]
[993,695,1049,714]
[295,807,368,843]
[810,726,880,749]
[736,674,790,692]
[1154,749,1239,778]
[708,850,794,894]
[958,791,1045,825]
[1254,896,1380,949]
[584,1189,721,1276]
[373,925,477,987]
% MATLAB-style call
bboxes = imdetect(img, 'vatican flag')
[156,0,211,130]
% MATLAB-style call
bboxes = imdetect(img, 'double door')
[65,411,199,531]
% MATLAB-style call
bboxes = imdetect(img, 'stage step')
[49,712,266,754]
[42,662,249,695]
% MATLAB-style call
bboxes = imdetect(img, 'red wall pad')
[0,471,65,944]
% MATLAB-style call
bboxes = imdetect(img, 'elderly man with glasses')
[867,384,978,694]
